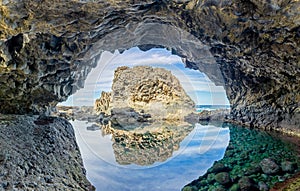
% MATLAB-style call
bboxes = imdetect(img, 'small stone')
[0,153,6,164]
[182,185,197,191]
[229,183,240,191]
[44,175,54,183]
[213,187,226,191]
[28,182,38,188]
[198,180,207,186]
[258,181,268,191]
[281,161,297,172]
[238,177,254,191]
[207,173,215,184]
[277,175,287,182]
[261,174,268,179]
[209,163,229,173]
[259,158,280,174]
[245,164,261,175]
[1,182,9,189]
[214,172,231,185]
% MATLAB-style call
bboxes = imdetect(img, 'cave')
[0,0,299,190]
[61,47,229,108]
[0,0,299,131]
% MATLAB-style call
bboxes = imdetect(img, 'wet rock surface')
[0,115,94,190]
[260,158,280,175]
[271,172,300,191]
[0,0,298,132]
[185,109,230,124]
[109,107,153,129]
[54,105,99,122]
[183,123,300,191]
[215,172,231,185]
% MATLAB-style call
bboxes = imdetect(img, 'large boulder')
[95,66,195,120]
[259,158,280,175]
[214,172,231,185]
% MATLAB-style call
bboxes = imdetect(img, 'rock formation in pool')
[0,0,298,133]
[95,66,195,122]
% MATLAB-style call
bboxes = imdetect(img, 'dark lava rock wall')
[0,0,299,131]
[0,115,94,190]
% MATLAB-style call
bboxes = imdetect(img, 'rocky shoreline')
[54,105,300,139]
[182,123,300,191]
[0,114,94,191]
[2,107,297,190]
[53,105,300,190]
[271,172,300,190]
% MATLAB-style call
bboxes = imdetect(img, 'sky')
[60,47,229,106]
[72,120,230,191]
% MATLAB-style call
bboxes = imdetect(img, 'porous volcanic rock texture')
[0,115,94,190]
[95,91,111,115]
[96,66,195,119]
[0,0,299,131]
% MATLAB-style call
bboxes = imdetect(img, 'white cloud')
[72,120,230,191]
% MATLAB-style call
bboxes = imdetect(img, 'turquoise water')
[71,110,299,191]
[72,121,230,191]
[183,123,300,191]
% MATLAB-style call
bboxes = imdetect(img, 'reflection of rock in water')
[87,124,100,131]
[100,122,194,166]
[94,65,197,165]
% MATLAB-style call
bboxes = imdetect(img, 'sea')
[195,105,231,112]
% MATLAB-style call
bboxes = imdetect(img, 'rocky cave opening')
[1,0,299,190]
[59,47,230,109]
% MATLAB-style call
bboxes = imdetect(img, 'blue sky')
[61,47,229,106]
[72,120,230,191]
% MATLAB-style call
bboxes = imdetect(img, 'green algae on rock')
[183,123,300,191]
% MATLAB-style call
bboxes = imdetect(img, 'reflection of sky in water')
[72,121,230,191]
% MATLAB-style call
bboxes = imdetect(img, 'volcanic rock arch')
[0,0,299,132]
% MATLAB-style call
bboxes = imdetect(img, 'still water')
[71,121,230,191]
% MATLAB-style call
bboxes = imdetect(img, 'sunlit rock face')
[95,91,111,114]
[0,0,299,131]
[96,66,195,120]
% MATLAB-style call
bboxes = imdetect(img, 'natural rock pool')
[71,121,300,191]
